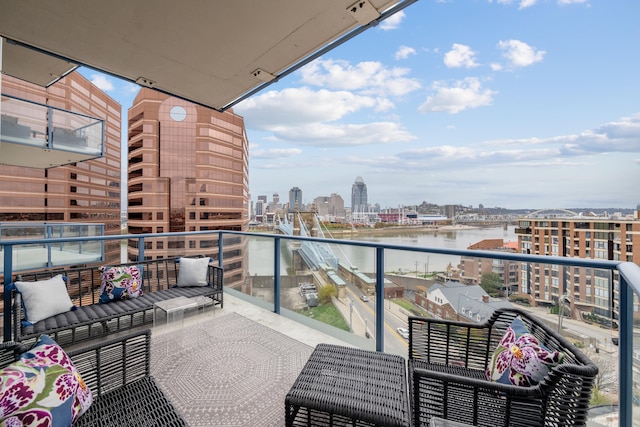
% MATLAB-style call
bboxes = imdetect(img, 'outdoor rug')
[151,312,314,426]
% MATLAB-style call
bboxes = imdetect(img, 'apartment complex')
[459,239,519,294]
[0,73,122,263]
[515,211,640,319]
[126,89,249,290]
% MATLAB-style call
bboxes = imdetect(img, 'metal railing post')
[217,232,224,268]
[618,263,637,427]
[3,244,13,341]
[137,237,144,261]
[375,246,384,352]
[274,236,281,314]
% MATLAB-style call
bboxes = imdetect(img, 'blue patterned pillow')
[99,265,143,303]
[486,317,564,387]
[0,335,93,425]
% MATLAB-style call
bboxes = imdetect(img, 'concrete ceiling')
[0,0,416,111]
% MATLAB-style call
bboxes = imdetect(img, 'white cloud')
[236,86,415,147]
[392,113,640,170]
[250,147,302,159]
[444,44,479,68]
[419,78,496,114]
[497,39,546,67]
[237,87,376,128]
[518,0,538,8]
[379,11,405,30]
[490,0,588,7]
[123,82,140,95]
[490,63,503,71]
[266,122,415,146]
[395,45,416,60]
[89,74,114,92]
[299,59,421,97]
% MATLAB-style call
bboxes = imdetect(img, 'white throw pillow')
[177,257,210,287]
[14,274,74,324]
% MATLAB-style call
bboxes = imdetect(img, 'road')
[340,285,621,359]
[343,286,409,357]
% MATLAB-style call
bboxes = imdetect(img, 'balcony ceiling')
[0,0,413,111]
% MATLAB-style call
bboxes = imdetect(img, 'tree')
[480,272,502,297]
[317,284,337,304]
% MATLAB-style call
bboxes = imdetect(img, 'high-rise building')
[312,194,346,220]
[0,73,122,263]
[127,88,249,289]
[289,187,303,212]
[351,176,368,216]
[516,211,640,320]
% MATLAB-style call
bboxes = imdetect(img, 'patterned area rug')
[151,312,313,426]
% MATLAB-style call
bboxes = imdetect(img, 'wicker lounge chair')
[0,330,187,426]
[408,308,598,427]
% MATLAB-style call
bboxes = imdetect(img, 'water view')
[248,225,517,275]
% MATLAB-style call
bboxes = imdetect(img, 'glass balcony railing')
[1,229,639,426]
[0,222,104,274]
[0,93,104,168]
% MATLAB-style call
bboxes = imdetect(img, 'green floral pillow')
[0,335,93,425]
[486,316,564,387]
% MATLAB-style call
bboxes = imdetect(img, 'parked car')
[397,327,409,339]
[360,294,369,302]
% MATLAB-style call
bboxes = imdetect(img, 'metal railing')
[1,229,638,426]
[0,222,104,274]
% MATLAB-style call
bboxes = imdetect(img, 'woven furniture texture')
[286,343,411,427]
[0,329,187,426]
[408,308,598,427]
[10,256,223,346]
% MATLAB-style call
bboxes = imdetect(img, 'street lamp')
[349,299,354,332]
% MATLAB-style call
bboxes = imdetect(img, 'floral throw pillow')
[0,335,93,426]
[99,265,143,304]
[486,316,564,387]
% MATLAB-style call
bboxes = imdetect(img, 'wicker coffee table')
[285,343,410,427]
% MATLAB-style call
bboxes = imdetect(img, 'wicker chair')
[408,308,598,427]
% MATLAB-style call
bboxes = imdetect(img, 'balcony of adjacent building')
[0,94,104,168]
[0,222,104,275]
[1,229,639,426]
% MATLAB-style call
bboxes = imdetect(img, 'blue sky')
[81,0,639,210]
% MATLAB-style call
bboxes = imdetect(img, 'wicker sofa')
[9,256,223,346]
[1,329,188,426]
[408,307,598,427]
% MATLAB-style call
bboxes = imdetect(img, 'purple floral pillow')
[0,335,93,425]
[99,265,143,304]
[486,316,564,387]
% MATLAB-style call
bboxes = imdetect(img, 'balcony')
[1,230,639,426]
[0,222,104,274]
[0,94,104,168]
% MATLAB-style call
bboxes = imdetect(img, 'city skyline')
[81,1,638,210]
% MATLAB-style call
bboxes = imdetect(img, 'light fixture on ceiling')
[251,68,276,82]
[136,77,156,88]
[347,0,381,26]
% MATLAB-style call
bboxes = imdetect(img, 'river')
[248,225,518,275]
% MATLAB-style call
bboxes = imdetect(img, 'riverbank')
[249,223,503,236]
